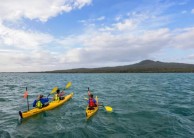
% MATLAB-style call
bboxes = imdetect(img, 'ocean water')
[0,73,194,138]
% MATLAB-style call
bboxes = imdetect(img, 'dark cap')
[57,89,60,93]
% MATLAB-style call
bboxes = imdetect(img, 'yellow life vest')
[36,100,43,108]
[54,94,60,101]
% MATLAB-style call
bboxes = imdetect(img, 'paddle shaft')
[26,87,30,111]
[47,82,71,98]
[84,97,112,112]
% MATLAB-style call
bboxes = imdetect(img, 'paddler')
[33,95,49,108]
[53,89,65,101]
[88,87,97,110]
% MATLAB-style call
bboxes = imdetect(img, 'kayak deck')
[85,96,98,119]
[19,93,73,119]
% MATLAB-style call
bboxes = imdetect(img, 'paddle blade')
[84,97,88,100]
[51,86,58,94]
[65,82,72,89]
[104,106,113,112]
[24,91,28,98]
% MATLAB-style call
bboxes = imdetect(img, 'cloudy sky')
[0,0,194,72]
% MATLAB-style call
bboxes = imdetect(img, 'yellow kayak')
[19,93,74,119]
[85,96,98,119]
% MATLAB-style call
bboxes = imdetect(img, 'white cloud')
[0,49,59,72]
[99,18,137,32]
[97,16,105,21]
[113,19,136,31]
[1,0,194,72]
[172,27,194,49]
[57,27,171,66]
[79,16,105,26]
[56,17,194,68]
[0,23,54,49]
[187,54,194,59]
[1,19,194,71]
[115,15,122,21]
[0,0,92,22]
[0,21,57,72]
[181,10,187,14]
[99,9,171,33]
[192,9,194,14]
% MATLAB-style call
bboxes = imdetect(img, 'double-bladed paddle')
[47,82,72,98]
[84,97,113,112]
[47,86,58,98]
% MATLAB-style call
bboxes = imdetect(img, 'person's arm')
[32,100,37,107]
[88,87,91,96]
[88,92,91,96]
[41,98,49,104]
[93,99,96,104]
[93,99,97,105]
[45,98,49,102]
[59,91,65,97]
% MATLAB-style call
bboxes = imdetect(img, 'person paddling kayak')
[53,89,65,101]
[88,87,97,110]
[33,95,49,109]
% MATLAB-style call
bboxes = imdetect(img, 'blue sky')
[0,0,194,72]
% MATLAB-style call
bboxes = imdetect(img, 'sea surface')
[0,73,194,138]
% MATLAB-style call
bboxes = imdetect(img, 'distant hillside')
[43,60,194,73]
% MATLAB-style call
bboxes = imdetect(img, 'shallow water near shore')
[0,73,194,138]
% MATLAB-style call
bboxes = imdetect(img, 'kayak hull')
[85,96,98,119]
[19,93,73,119]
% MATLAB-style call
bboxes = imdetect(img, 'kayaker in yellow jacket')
[33,95,49,108]
[53,89,65,101]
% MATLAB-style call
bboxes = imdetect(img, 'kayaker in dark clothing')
[33,95,49,108]
[88,87,97,110]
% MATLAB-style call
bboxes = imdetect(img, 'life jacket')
[89,98,95,107]
[36,100,43,108]
[54,94,60,101]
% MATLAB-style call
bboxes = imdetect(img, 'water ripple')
[0,73,194,137]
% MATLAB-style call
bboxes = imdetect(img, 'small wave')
[170,106,193,116]
[0,130,11,138]
[3,84,18,88]
[0,98,7,102]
